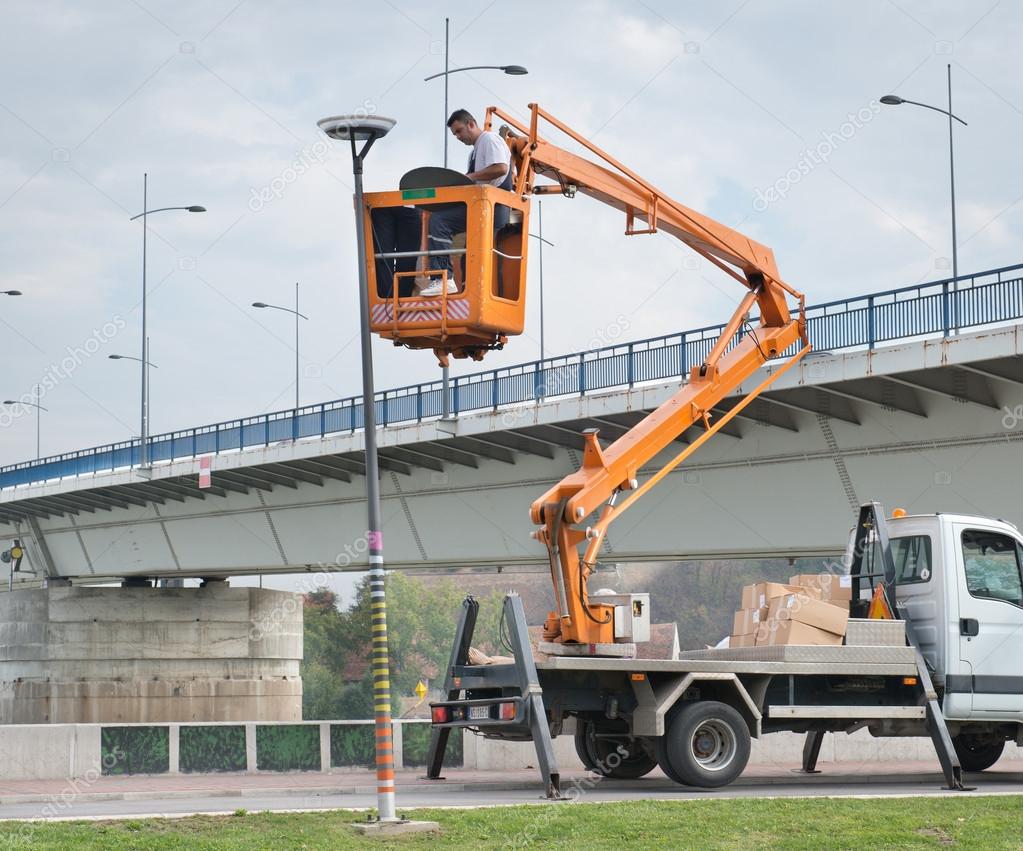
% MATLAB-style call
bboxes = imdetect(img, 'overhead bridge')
[3,263,1023,581]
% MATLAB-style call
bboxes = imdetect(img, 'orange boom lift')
[362,103,810,649]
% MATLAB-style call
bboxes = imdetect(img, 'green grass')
[1,796,1021,849]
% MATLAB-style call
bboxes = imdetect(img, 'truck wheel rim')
[691,720,736,771]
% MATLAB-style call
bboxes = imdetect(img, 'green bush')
[402,723,463,768]
[255,725,320,771]
[329,724,375,768]
[180,726,246,773]
[101,727,169,775]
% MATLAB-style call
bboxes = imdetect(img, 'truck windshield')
[961,530,1023,606]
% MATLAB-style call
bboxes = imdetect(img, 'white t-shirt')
[468,130,511,187]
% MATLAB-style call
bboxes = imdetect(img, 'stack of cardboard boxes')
[729,573,853,648]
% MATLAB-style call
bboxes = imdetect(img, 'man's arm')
[468,162,508,182]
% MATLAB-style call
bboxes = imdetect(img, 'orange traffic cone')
[867,583,895,620]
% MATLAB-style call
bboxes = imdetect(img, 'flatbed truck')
[428,504,1023,796]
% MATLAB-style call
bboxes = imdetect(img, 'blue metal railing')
[4,262,1023,490]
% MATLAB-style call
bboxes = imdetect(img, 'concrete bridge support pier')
[0,583,303,724]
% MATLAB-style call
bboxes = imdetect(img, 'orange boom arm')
[485,104,810,646]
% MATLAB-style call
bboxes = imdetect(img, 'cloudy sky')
[1,0,1020,470]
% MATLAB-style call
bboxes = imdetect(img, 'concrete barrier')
[1,720,1020,781]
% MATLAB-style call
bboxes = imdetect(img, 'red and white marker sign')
[199,455,213,489]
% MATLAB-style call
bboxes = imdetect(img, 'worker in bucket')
[420,108,513,296]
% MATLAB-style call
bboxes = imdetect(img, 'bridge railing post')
[867,296,875,350]
[453,377,460,415]
[679,332,687,380]
[942,280,951,337]
[579,353,586,396]
[264,415,269,447]
[627,343,634,388]
[382,391,388,427]
[492,369,499,411]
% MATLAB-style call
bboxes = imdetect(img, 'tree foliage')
[301,572,505,720]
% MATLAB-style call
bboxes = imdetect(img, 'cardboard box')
[789,573,853,603]
[761,618,844,647]
[732,606,769,636]
[756,582,820,609]
[768,592,849,636]
[729,632,756,648]
[740,583,758,610]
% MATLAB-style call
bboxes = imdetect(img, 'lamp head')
[501,65,528,75]
[187,205,207,213]
[252,302,268,308]
[317,115,397,142]
[2,400,14,405]
[108,355,124,360]
[880,95,904,105]
[2,290,21,296]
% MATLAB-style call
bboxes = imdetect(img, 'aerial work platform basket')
[363,167,529,366]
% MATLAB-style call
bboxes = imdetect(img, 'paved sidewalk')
[2,760,1021,808]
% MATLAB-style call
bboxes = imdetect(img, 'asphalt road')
[2,771,1022,822]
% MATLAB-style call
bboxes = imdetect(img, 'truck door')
[955,525,1023,716]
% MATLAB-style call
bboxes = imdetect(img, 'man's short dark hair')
[446,109,476,127]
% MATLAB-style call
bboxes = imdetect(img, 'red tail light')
[431,706,450,724]
[499,701,517,721]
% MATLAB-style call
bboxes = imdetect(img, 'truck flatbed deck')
[539,643,918,676]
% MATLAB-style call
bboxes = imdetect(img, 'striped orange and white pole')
[368,536,396,818]
[338,117,400,823]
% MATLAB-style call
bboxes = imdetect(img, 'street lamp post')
[881,64,967,332]
[252,282,308,417]
[110,345,158,448]
[317,112,399,823]
[130,174,205,468]
[425,25,528,419]
[2,387,46,459]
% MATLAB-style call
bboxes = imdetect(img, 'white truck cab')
[883,512,1023,723]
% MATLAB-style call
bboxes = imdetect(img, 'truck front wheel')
[664,700,751,788]
[952,733,1005,772]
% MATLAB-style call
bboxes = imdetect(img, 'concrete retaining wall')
[2,721,1021,781]
[0,585,302,723]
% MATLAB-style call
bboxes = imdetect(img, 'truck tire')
[664,700,751,788]
[574,722,599,771]
[576,721,657,779]
[952,733,1005,772]
[655,735,687,785]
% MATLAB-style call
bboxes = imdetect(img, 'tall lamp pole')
[425,26,528,418]
[881,64,967,332]
[529,204,555,398]
[253,282,308,415]
[129,176,205,468]
[317,112,399,823]
[2,388,46,460]
[109,346,158,446]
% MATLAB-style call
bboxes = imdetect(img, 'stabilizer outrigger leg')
[426,594,563,800]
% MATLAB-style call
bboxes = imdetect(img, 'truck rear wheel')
[575,721,657,779]
[664,700,750,788]
[952,733,1005,772]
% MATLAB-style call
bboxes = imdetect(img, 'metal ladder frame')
[801,501,971,790]
[426,593,563,799]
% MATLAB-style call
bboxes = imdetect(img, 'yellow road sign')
[414,680,427,700]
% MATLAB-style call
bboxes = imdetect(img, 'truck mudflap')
[426,594,563,799]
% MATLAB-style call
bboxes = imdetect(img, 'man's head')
[447,108,482,147]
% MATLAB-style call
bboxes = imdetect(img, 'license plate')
[468,705,491,721]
